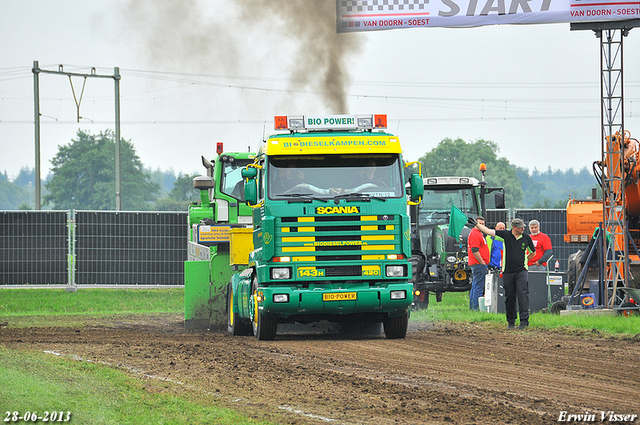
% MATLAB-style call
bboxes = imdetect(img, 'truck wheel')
[412,291,429,310]
[618,301,639,317]
[227,282,251,336]
[251,277,278,340]
[383,311,409,339]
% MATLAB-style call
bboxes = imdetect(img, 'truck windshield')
[221,158,254,202]
[418,187,477,226]
[267,154,403,200]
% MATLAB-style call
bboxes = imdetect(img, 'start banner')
[336,0,640,31]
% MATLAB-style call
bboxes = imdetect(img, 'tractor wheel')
[250,277,278,340]
[549,300,567,315]
[618,301,639,317]
[227,282,251,336]
[383,311,409,339]
[412,290,429,310]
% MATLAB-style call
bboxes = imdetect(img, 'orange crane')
[564,130,640,313]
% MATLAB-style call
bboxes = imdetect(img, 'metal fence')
[1,210,187,286]
[74,211,187,285]
[486,209,589,272]
[1,208,586,286]
[0,211,69,285]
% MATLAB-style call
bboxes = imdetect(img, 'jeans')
[528,264,546,272]
[503,270,530,325]
[469,264,488,310]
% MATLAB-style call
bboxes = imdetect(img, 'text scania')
[315,206,360,214]
[438,0,552,17]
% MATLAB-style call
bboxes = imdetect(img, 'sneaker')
[508,323,515,329]
[517,323,529,329]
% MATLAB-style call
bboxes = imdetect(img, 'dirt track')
[1,315,639,424]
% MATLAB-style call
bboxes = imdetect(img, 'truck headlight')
[446,256,456,263]
[271,267,291,280]
[273,294,289,303]
[386,265,406,277]
[390,290,407,300]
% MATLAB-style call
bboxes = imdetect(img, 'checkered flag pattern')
[340,0,428,12]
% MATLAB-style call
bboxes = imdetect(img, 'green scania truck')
[227,114,424,340]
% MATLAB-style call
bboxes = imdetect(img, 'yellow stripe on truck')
[266,135,402,156]
[282,236,315,242]
[362,245,395,251]
[362,235,394,241]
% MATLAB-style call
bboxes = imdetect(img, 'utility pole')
[32,61,122,210]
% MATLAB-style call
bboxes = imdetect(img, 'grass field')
[0,287,638,424]
[414,290,640,336]
[0,288,273,425]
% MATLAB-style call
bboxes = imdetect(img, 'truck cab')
[228,114,424,340]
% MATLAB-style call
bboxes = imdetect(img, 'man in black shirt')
[476,218,535,329]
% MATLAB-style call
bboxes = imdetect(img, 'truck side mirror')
[242,167,257,179]
[244,179,258,205]
[494,191,505,209]
[409,174,424,201]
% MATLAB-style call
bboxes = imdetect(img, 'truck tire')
[251,277,278,340]
[383,311,409,339]
[227,282,251,336]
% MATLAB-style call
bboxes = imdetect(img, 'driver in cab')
[271,164,305,195]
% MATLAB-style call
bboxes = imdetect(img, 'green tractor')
[409,173,504,309]
[184,143,255,330]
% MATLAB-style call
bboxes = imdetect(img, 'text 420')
[4,411,72,422]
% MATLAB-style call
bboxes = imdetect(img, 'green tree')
[419,138,524,207]
[169,173,199,202]
[44,130,160,210]
[0,180,29,210]
[152,173,199,211]
[146,167,184,196]
[14,167,35,188]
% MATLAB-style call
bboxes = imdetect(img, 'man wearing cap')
[527,219,553,271]
[476,218,535,329]
[467,216,490,310]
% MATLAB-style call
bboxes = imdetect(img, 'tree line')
[419,138,598,209]
[0,130,598,211]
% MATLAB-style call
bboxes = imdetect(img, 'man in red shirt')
[527,219,553,271]
[467,216,490,310]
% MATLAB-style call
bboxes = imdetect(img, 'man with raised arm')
[475,218,535,329]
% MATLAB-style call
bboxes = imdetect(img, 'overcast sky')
[2,0,640,182]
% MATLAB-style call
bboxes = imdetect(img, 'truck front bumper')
[256,282,413,319]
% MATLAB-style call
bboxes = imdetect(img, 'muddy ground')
[1,315,639,424]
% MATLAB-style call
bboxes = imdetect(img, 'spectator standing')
[467,216,490,310]
[527,219,554,271]
[476,218,535,329]
[486,221,505,269]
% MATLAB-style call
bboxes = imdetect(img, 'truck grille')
[277,214,400,262]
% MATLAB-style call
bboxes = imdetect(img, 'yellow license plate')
[322,292,357,302]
